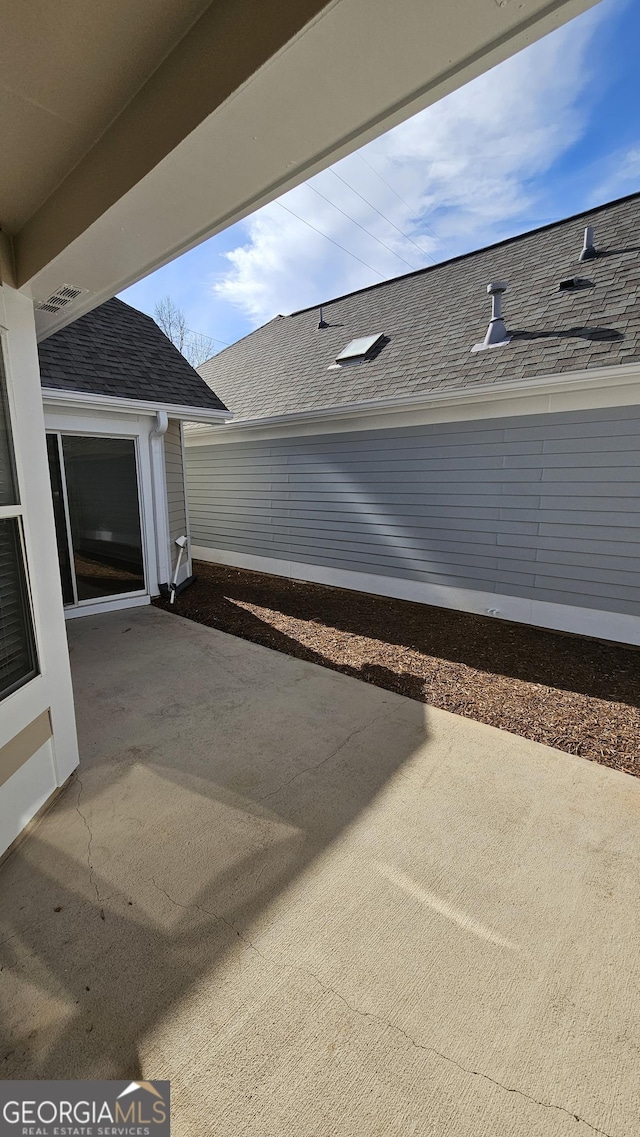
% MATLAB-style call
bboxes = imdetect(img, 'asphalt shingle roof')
[39,297,228,412]
[198,192,640,421]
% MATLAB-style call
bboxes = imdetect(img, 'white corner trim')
[185,362,640,444]
[191,545,640,647]
[41,386,232,423]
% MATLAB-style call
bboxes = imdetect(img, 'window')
[0,518,37,698]
[0,342,38,700]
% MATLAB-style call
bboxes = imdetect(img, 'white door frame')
[43,407,159,617]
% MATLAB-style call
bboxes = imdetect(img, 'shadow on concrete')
[0,606,427,1081]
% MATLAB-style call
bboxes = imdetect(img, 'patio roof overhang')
[0,0,597,340]
[41,386,232,424]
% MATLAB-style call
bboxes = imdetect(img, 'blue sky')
[122,0,639,357]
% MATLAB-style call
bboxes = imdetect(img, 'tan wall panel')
[0,709,52,789]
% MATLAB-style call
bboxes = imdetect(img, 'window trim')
[0,330,40,702]
[0,517,39,700]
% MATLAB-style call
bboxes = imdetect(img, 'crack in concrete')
[149,877,264,954]
[146,877,616,1136]
[144,697,615,1137]
[256,710,392,804]
[0,932,21,950]
[296,967,615,1137]
[74,776,104,916]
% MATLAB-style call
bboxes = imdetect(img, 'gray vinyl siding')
[165,419,188,571]
[186,405,640,618]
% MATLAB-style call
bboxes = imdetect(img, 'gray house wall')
[186,404,640,621]
[165,418,188,571]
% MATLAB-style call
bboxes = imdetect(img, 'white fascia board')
[185,363,640,445]
[41,386,232,423]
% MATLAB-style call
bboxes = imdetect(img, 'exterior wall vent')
[36,285,88,314]
[471,281,511,352]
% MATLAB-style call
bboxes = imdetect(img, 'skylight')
[335,333,384,363]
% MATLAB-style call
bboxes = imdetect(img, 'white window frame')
[46,428,149,610]
[0,327,41,700]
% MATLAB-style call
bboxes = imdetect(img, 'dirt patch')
[154,561,640,778]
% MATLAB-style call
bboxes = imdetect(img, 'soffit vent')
[36,284,88,314]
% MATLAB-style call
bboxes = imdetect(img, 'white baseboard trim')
[191,545,640,646]
[63,595,151,620]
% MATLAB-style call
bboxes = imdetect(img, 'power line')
[304,181,423,272]
[330,165,440,264]
[275,200,387,279]
[187,327,230,347]
[356,154,455,260]
[517,216,562,227]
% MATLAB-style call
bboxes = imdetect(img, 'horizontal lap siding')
[186,405,640,617]
[165,420,187,570]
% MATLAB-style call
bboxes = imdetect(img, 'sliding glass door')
[47,433,146,606]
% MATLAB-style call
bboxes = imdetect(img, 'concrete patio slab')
[1,605,638,1136]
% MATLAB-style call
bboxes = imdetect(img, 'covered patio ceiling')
[0,0,597,337]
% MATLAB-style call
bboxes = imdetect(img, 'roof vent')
[579,225,597,262]
[318,306,328,329]
[559,276,594,292]
[36,284,88,314]
[334,333,384,365]
[471,281,511,353]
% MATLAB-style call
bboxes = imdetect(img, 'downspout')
[149,410,171,592]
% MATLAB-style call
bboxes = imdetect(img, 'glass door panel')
[0,516,38,699]
[46,434,75,605]
[60,436,145,602]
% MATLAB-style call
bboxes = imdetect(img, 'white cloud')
[212,2,605,327]
[588,145,640,205]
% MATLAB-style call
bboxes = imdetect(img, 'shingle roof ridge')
[179,190,640,420]
[38,295,228,411]
[288,189,640,318]
[198,314,284,370]
[109,295,159,325]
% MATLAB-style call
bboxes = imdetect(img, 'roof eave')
[41,386,232,422]
[184,361,640,442]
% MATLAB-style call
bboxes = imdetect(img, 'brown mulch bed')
[153,561,640,778]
